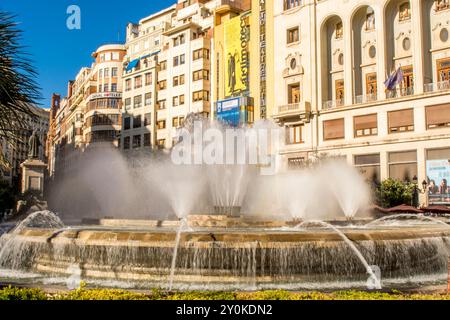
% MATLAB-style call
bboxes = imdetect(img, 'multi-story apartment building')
[47,44,126,179]
[122,0,242,151]
[271,0,450,206]
[1,105,49,188]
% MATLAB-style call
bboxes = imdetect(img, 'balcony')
[386,87,414,99]
[322,99,344,110]
[354,93,377,105]
[216,0,249,13]
[424,80,450,94]
[273,101,311,122]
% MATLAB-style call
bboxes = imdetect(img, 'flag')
[384,68,404,90]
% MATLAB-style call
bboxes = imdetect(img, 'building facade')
[271,0,450,206]
[47,44,126,179]
[1,105,49,188]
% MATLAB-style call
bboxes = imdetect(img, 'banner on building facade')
[426,159,450,205]
[224,15,249,97]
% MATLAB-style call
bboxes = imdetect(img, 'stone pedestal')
[20,159,46,196]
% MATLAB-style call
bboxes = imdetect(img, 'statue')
[28,130,40,159]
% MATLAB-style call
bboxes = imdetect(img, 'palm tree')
[0,12,41,169]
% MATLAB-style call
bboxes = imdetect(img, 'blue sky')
[0,0,175,108]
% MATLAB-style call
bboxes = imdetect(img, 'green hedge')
[1,285,449,300]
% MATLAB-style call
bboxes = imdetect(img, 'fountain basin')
[1,225,449,290]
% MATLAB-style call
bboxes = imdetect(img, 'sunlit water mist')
[47,120,370,222]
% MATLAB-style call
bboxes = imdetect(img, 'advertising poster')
[426,159,450,205]
[224,16,247,97]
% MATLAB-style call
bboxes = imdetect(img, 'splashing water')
[366,214,449,228]
[295,220,382,289]
[169,218,189,291]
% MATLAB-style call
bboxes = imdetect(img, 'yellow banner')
[225,16,246,97]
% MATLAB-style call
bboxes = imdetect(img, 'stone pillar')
[411,0,425,95]
[343,18,353,106]
[376,7,387,101]
[20,159,47,196]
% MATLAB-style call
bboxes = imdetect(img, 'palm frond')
[0,12,41,143]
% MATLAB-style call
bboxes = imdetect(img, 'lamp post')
[412,175,428,208]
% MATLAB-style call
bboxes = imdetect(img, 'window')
[335,80,345,106]
[323,118,345,140]
[193,49,209,61]
[355,154,381,183]
[173,74,185,86]
[134,95,142,109]
[98,85,103,93]
[133,115,142,128]
[287,27,299,44]
[437,58,450,85]
[124,117,131,130]
[112,52,120,60]
[158,80,167,90]
[157,100,166,110]
[435,0,450,11]
[145,92,152,106]
[157,120,166,130]
[133,135,141,149]
[103,84,109,92]
[123,136,130,150]
[104,68,110,78]
[400,66,414,95]
[173,54,185,67]
[145,73,152,86]
[173,117,179,128]
[99,69,103,79]
[193,70,209,81]
[399,2,411,21]
[134,76,142,89]
[388,109,414,133]
[426,103,450,129]
[144,113,151,126]
[173,34,185,46]
[366,73,377,99]
[335,22,343,39]
[144,133,151,147]
[179,95,185,105]
[365,8,375,30]
[173,96,179,107]
[284,0,302,10]
[286,125,302,144]
[157,139,166,148]
[179,117,185,127]
[125,79,131,91]
[159,60,167,71]
[100,54,105,62]
[193,90,209,102]
[288,83,300,103]
[354,114,378,137]
[388,151,417,182]
[111,83,117,92]
[124,98,131,110]
[111,67,118,77]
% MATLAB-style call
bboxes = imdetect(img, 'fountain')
[0,119,449,291]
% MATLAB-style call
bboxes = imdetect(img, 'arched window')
[365,7,375,31]
[399,2,411,21]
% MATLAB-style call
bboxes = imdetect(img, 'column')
[343,17,353,106]
[411,0,425,94]
[376,6,388,101]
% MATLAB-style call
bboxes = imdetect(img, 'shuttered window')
[388,109,414,133]
[323,118,345,140]
[426,104,450,129]
[354,114,377,137]
[388,151,417,182]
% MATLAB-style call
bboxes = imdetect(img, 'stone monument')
[21,130,47,196]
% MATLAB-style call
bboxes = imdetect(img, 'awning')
[126,58,140,71]
[141,50,160,59]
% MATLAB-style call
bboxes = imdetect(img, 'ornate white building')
[272,0,450,205]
